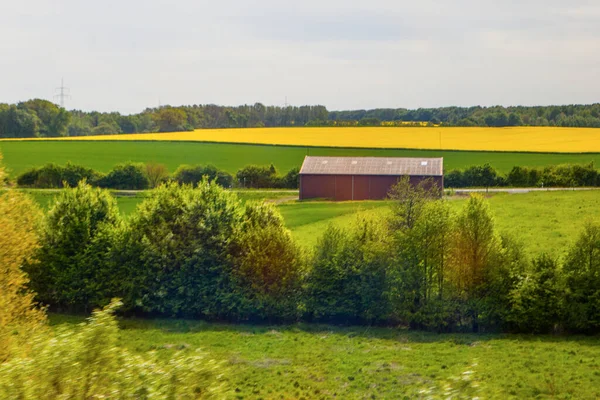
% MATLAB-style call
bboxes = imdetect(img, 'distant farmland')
[6,126,600,153]
[2,140,600,178]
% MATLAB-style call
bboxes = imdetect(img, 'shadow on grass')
[49,313,600,346]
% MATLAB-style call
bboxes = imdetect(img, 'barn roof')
[299,156,443,176]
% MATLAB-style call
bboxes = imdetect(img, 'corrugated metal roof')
[299,156,443,176]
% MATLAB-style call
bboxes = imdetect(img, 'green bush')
[507,254,562,333]
[16,162,102,188]
[235,164,280,188]
[232,202,305,320]
[97,162,149,190]
[282,167,300,189]
[562,222,600,333]
[123,181,246,318]
[0,300,228,399]
[172,164,233,187]
[27,182,122,312]
[306,219,390,324]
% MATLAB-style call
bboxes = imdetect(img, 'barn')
[299,156,444,201]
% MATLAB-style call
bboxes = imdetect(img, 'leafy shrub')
[123,181,246,318]
[16,162,102,188]
[282,167,300,189]
[306,219,390,324]
[172,164,233,187]
[27,182,122,312]
[562,222,600,333]
[97,162,149,189]
[236,164,280,188]
[0,156,47,361]
[232,202,305,320]
[144,162,169,188]
[507,254,562,333]
[0,300,228,399]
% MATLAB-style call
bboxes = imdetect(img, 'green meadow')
[49,314,600,399]
[3,140,600,177]
[24,188,600,257]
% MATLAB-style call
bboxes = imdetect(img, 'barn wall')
[300,174,444,201]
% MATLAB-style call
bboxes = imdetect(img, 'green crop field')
[2,140,600,177]
[49,314,600,399]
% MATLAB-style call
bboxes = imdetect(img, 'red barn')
[299,156,443,201]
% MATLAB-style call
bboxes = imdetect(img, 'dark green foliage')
[16,163,102,188]
[27,182,122,311]
[235,164,280,188]
[306,220,390,324]
[330,104,600,127]
[507,254,562,333]
[446,162,599,188]
[562,223,600,333]
[232,202,305,320]
[0,99,70,138]
[282,167,300,189]
[97,162,149,190]
[122,181,244,317]
[172,164,233,187]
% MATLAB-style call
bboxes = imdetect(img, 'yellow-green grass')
[49,315,600,399]
[281,191,600,256]
[3,141,600,179]
[7,126,600,153]
[22,189,600,256]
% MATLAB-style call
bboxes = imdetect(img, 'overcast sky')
[1,0,599,114]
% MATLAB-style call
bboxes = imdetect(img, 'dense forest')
[1,99,600,138]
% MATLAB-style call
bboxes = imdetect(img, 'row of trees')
[67,104,329,136]
[0,99,70,138]
[20,177,600,333]
[15,160,600,191]
[330,104,600,127]
[445,163,600,188]
[3,100,600,138]
[16,162,300,190]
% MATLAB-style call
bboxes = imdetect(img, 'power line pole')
[54,78,71,108]
[284,96,289,107]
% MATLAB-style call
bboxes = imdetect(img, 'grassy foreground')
[3,141,600,177]
[50,315,600,399]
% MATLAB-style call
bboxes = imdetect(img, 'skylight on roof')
[322,160,328,164]
[421,161,428,166]
[386,161,393,165]
[351,161,358,165]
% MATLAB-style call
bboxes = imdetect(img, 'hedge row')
[16,162,300,190]
[445,162,600,188]
[25,178,600,333]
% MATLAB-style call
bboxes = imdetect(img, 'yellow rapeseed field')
[6,126,600,153]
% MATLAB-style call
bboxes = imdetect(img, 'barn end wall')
[300,174,443,201]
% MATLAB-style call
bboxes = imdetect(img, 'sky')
[1,0,599,114]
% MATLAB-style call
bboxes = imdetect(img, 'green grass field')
[3,141,600,177]
[49,314,600,399]
[22,189,600,256]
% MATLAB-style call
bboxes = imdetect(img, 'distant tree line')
[330,104,600,128]
[445,162,600,189]
[66,104,329,136]
[18,178,600,334]
[2,99,600,138]
[15,162,300,190]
